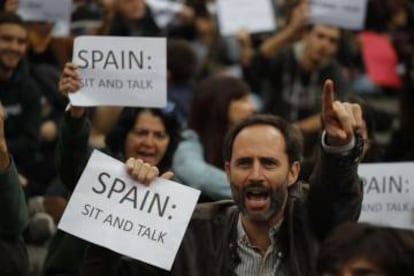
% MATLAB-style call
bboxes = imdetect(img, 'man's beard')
[231,180,287,224]
[0,50,22,71]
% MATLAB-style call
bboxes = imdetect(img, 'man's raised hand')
[322,79,363,146]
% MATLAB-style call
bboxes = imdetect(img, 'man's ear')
[287,161,300,187]
[224,161,231,184]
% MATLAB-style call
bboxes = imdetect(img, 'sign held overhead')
[308,0,368,30]
[70,36,167,107]
[216,0,276,36]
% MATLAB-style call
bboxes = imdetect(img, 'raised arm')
[0,103,28,237]
[56,63,92,191]
[308,79,364,240]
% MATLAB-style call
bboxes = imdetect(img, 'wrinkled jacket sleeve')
[308,144,363,241]
[172,130,232,200]
[0,158,29,237]
[57,112,92,192]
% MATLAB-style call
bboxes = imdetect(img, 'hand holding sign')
[322,79,363,146]
[288,0,309,34]
[59,62,85,118]
[126,158,174,186]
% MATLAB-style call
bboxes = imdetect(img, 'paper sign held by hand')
[69,36,167,107]
[58,150,200,270]
[309,0,368,30]
[359,162,414,229]
[17,0,72,36]
[216,0,276,36]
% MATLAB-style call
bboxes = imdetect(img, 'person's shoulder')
[192,200,237,221]
[288,180,310,203]
[181,129,198,140]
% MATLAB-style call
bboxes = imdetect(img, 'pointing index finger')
[322,79,334,115]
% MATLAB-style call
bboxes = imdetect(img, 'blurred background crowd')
[0,0,414,275]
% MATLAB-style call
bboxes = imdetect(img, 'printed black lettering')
[78,50,89,69]
[107,178,126,198]
[93,172,109,194]
[92,50,104,69]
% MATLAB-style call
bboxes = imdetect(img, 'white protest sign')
[70,36,167,107]
[58,150,200,270]
[147,0,184,29]
[309,0,368,30]
[216,0,276,36]
[17,0,72,36]
[358,162,414,229]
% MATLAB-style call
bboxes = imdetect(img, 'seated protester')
[43,63,181,275]
[317,222,414,276]
[239,2,346,159]
[82,80,364,276]
[172,75,256,201]
[0,12,42,196]
[0,103,29,276]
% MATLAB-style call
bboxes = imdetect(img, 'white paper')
[70,36,167,107]
[216,0,276,36]
[309,0,368,30]
[358,162,414,229]
[17,0,71,35]
[58,150,200,270]
[147,0,184,28]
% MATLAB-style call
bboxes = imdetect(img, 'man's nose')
[248,160,264,180]
[9,39,22,52]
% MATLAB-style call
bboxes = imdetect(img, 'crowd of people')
[1,0,414,275]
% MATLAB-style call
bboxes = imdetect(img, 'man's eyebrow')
[234,157,252,164]
[259,157,278,162]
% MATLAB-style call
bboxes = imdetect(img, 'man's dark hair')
[0,12,25,27]
[317,222,414,275]
[223,114,303,165]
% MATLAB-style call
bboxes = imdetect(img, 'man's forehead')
[232,124,286,154]
[0,23,27,35]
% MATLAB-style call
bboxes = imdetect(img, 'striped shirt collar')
[237,215,283,247]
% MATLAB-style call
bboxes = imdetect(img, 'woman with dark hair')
[106,105,181,173]
[44,63,181,275]
[172,75,256,201]
[317,222,414,276]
